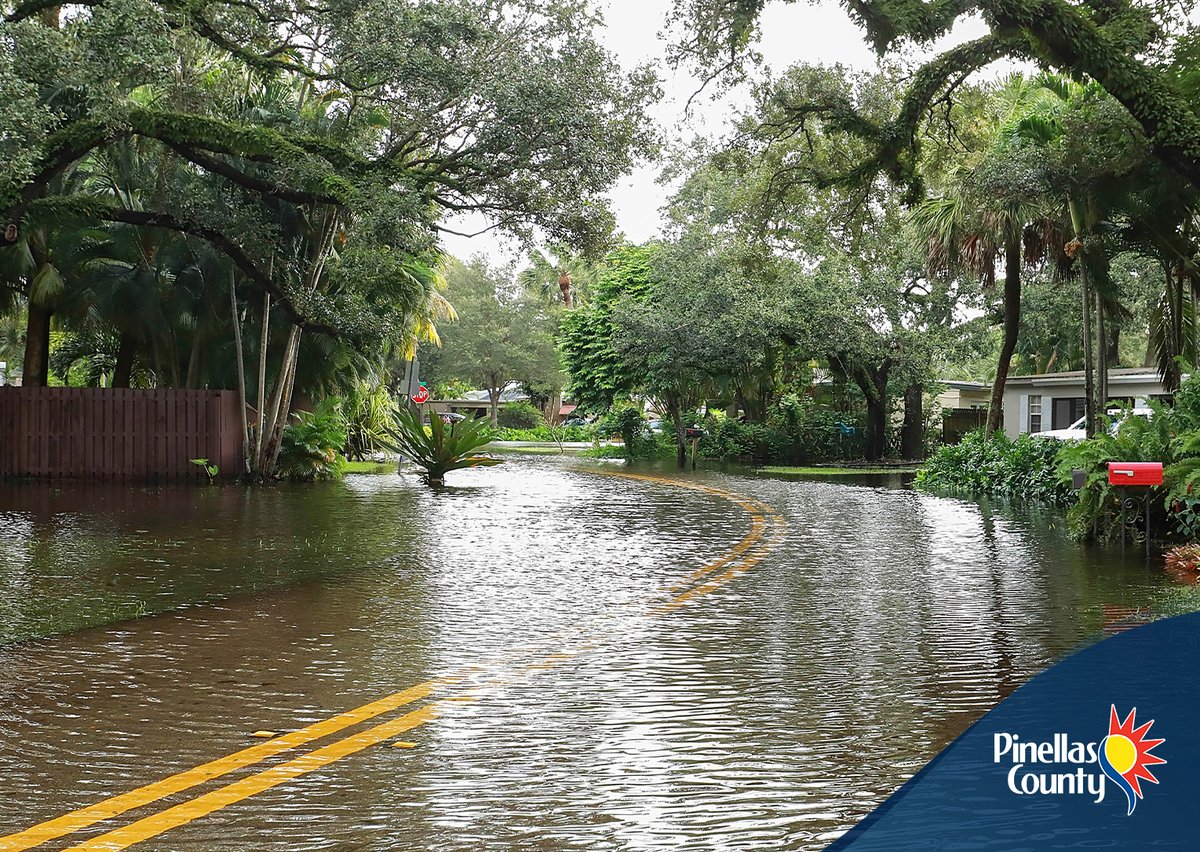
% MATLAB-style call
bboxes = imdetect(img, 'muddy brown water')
[1,458,1195,850]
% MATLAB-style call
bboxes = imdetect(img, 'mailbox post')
[684,427,704,471]
[1107,462,1163,557]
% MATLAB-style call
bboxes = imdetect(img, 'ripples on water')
[0,459,1191,849]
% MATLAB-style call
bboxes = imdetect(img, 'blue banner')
[830,612,1198,849]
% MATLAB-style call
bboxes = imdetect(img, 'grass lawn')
[757,465,921,476]
[344,460,396,474]
[485,445,568,455]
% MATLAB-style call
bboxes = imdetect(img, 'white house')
[1003,368,1175,439]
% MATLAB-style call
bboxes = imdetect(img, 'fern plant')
[276,399,349,481]
[1056,397,1200,542]
[388,407,501,484]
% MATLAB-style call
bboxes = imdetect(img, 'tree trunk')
[488,387,500,426]
[112,330,136,388]
[902,382,924,460]
[230,273,251,475]
[22,302,51,387]
[1096,287,1107,411]
[668,397,686,468]
[1069,199,1096,436]
[838,354,891,461]
[985,234,1022,434]
[864,393,887,461]
[1081,266,1095,437]
[854,361,890,461]
[184,314,206,389]
[559,271,573,310]
[260,326,301,474]
[252,292,271,471]
[252,323,301,478]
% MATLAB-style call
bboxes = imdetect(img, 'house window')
[1053,397,1086,429]
[1028,395,1042,433]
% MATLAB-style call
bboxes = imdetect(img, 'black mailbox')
[684,427,704,440]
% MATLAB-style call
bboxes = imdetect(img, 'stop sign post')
[411,382,429,404]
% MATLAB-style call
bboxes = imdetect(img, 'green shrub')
[493,425,594,442]
[697,396,863,464]
[701,414,771,460]
[342,382,400,459]
[595,405,659,458]
[277,399,349,481]
[917,430,1071,505]
[766,394,864,462]
[496,400,544,429]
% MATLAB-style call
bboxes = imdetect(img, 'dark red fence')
[0,387,242,482]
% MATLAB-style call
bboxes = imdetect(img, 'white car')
[1036,408,1153,441]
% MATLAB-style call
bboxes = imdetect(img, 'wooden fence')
[0,387,243,482]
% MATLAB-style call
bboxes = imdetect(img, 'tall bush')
[917,430,1071,504]
[343,382,401,460]
[497,401,545,429]
[596,405,652,458]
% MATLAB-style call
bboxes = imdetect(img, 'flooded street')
[1,458,1195,850]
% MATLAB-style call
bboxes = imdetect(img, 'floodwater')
[0,458,1195,851]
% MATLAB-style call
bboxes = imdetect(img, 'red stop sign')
[411,384,430,404]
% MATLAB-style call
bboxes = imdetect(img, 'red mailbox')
[1107,462,1163,486]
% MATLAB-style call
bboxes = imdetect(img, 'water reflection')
[0,460,1195,850]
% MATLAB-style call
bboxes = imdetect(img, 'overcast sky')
[439,0,1001,266]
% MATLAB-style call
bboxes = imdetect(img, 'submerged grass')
[485,445,569,455]
[757,465,920,476]
[344,461,395,474]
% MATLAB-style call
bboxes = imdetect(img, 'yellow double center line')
[2,470,785,851]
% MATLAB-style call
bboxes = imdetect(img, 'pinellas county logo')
[993,706,1165,815]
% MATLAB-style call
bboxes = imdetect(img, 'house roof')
[459,381,528,402]
[1008,369,1166,386]
[940,380,988,391]
[1005,367,1171,386]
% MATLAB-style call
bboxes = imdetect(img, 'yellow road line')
[6,468,786,851]
[0,680,450,852]
[660,528,788,612]
[63,700,452,852]
[668,514,766,592]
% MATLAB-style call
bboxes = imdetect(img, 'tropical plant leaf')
[389,407,501,483]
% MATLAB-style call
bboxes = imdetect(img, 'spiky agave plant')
[389,407,501,484]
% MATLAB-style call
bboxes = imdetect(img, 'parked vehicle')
[1037,408,1153,441]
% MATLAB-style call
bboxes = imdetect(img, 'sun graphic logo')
[1097,706,1166,815]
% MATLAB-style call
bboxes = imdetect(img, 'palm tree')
[911,75,1076,435]
[516,247,596,423]
[517,247,598,309]
[1005,74,1155,432]
[910,187,1052,434]
[0,198,95,387]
